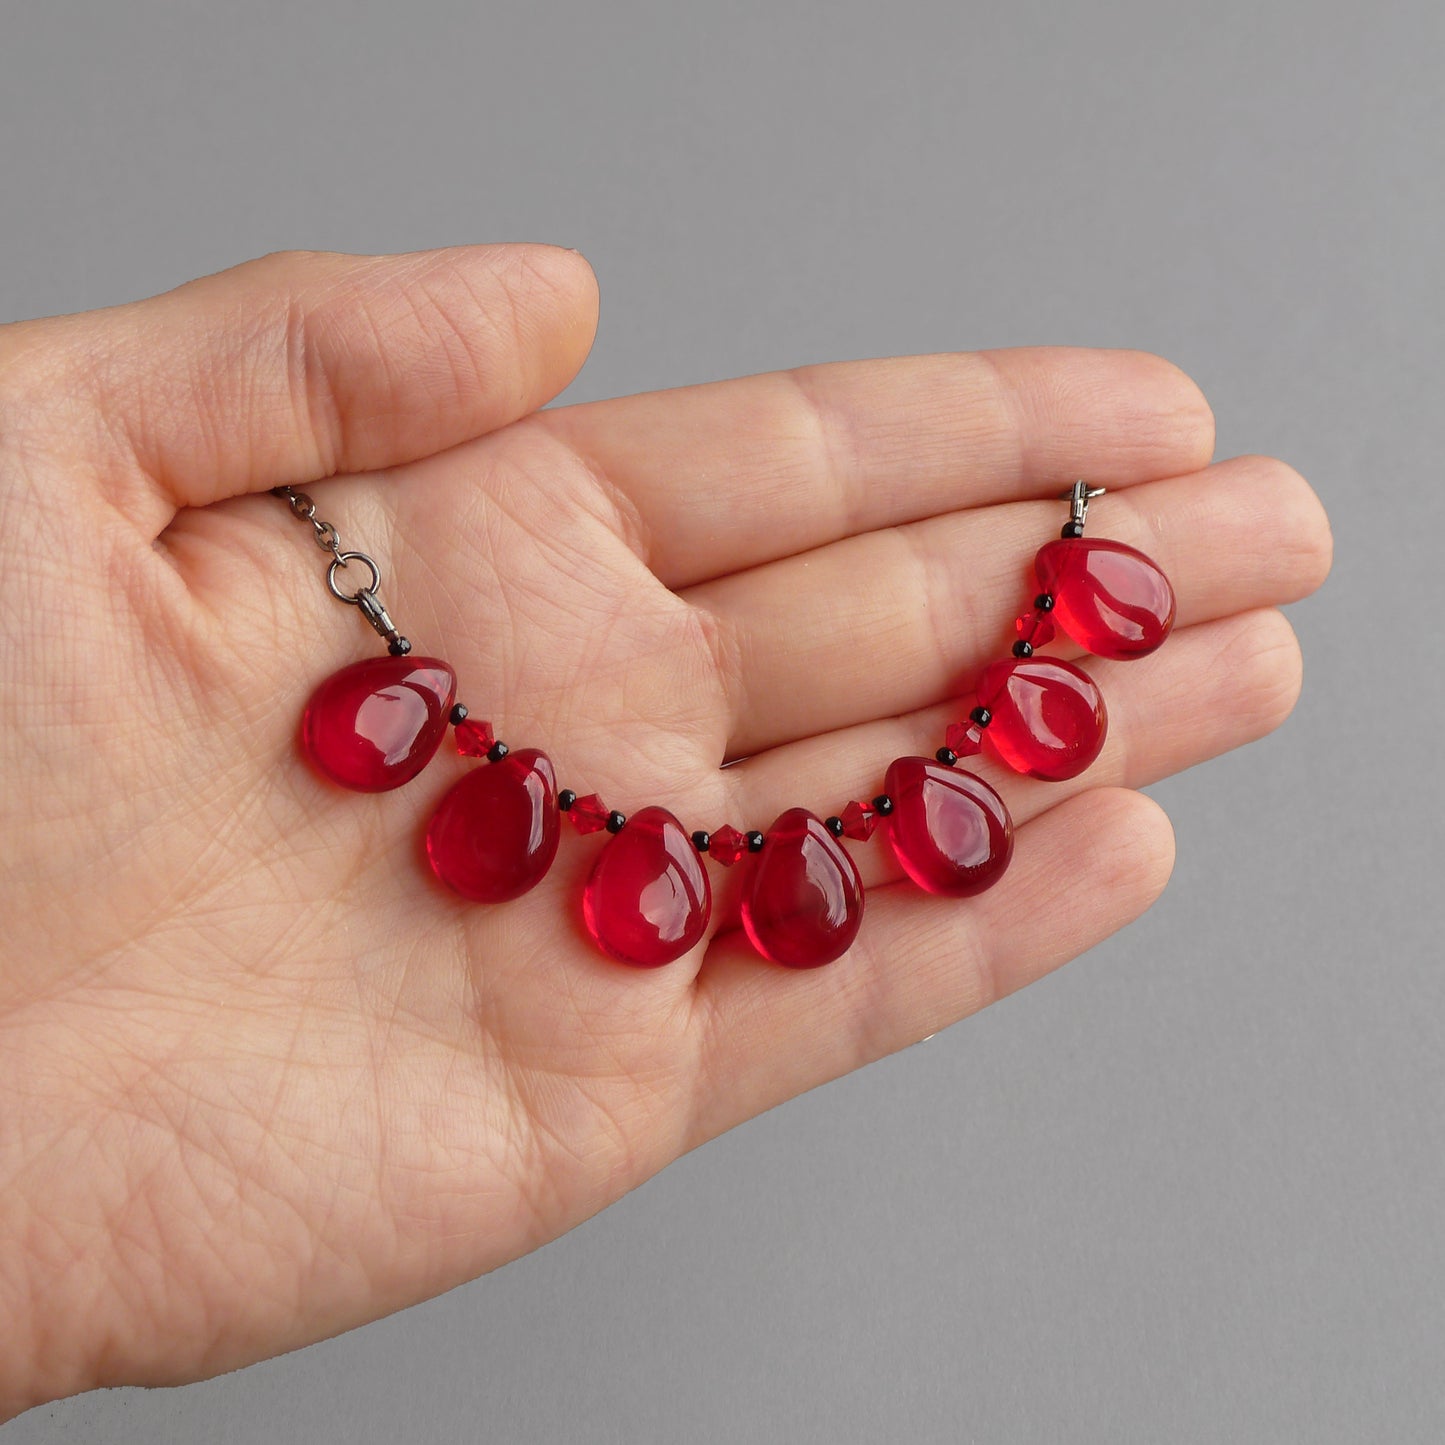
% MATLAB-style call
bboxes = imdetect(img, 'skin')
[0,245,1331,1418]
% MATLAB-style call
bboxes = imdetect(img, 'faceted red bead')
[840,800,877,841]
[568,793,611,835]
[945,720,985,757]
[1015,609,1057,648]
[740,808,864,968]
[301,655,455,792]
[708,825,749,866]
[976,656,1107,781]
[883,756,1013,897]
[425,748,560,902]
[582,806,712,967]
[1033,538,1176,660]
[454,718,496,757]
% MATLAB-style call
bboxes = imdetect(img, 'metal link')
[272,486,410,649]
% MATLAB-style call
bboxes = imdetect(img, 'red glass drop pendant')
[582,807,711,967]
[883,757,1013,897]
[425,748,560,902]
[976,656,1107,782]
[1034,538,1175,660]
[301,655,456,792]
[740,808,864,969]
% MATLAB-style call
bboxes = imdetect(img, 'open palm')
[0,245,1331,1416]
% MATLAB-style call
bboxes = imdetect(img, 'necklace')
[276,480,1174,969]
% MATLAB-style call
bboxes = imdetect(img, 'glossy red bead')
[840,801,877,841]
[945,720,985,757]
[1033,538,1175,660]
[567,793,611,835]
[708,825,748,866]
[582,807,711,967]
[1015,608,1057,648]
[740,808,864,968]
[301,655,455,792]
[425,748,560,902]
[455,718,496,757]
[883,756,1013,897]
[976,656,1107,781]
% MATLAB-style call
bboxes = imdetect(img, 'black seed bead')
[969,706,992,727]
[449,703,469,726]
[935,747,958,766]
[746,830,765,852]
[558,789,577,811]
[606,810,627,833]
[692,830,711,853]
[872,793,894,816]
[487,741,509,763]
[1061,521,1085,539]
[388,636,413,656]
[1034,593,1055,612]
[825,815,844,837]
[1012,639,1034,658]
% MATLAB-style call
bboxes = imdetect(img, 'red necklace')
[278,480,1174,969]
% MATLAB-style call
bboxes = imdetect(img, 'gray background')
[3,1,1440,1441]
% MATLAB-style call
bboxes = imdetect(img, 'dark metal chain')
[271,486,412,655]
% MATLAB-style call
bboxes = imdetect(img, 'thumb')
[5,244,599,536]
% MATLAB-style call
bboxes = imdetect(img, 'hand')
[0,246,1331,1416]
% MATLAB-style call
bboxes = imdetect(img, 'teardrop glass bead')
[301,655,456,792]
[425,748,560,902]
[883,757,1014,897]
[582,807,711,967]
[1033,538,1175,660]
[976,656,1107,782]
[740,808,864,968]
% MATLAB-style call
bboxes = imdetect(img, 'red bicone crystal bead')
[976,656,1107,782]
[840,800,877,841]
[582,806,711,967]
[740,808,864,968]
[301,655,456,792]
[708,825,749,866]
[1015,609,1057,648]
[568,793,611,835]
[883,756,1013,897]
[1034,538,1175,660]
[425,748,560,902]
[945,720,985,757]
[454,718,496,757]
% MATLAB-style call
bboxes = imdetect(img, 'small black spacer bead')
[935,747,958,766]
[692,830,711,853]
[606,810,627,833]
[825,815,845,837]
[746,829,765,852]
[487,741,509,763]
[558,789,577,811]
[1012,639,1034,658]
[1034,592,1055,612]
[969,705,992,728]
[388,636,413,656]
[872,793,894,816]
[1061,521,1085,539]
[449,703,469,726]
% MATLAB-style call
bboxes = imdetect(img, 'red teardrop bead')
[582,806,711,967]
[1033,538,1175,660]
[883,757,1014,897]
[301,655,456,792]
[425,748,560,902]
[740,808,864,969]
[976,656,1107,782]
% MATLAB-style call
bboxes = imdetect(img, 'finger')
[690,453,1331,756]
[17,245,599,535]
[540,347,1215,587]
[716,608,1304,871]
[689,787,1174,1143]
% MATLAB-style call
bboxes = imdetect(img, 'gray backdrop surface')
[3,2,1441,1441]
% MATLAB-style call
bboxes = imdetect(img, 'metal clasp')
[1062,479,1106,530]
